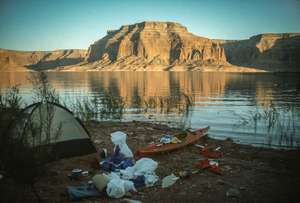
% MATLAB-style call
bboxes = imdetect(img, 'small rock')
[239,186,246,190]
[197,191,203,196]
[206,182,212,189]
[223,165,232,171]
[226,188,241,198]
[217,179,225,185]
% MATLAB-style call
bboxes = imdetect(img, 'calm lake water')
[1,72,299,149]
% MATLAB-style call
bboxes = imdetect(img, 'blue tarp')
[67,183,105,200]
[100,146,134,171]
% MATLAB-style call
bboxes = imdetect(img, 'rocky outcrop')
[217,33,300,71]
[86,21,228,70]
[0,49,87,71]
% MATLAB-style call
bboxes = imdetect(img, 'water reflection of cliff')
[255,82,274,107]
[1,72,299,111]
[82,72,229,110]
[0,72,228,104]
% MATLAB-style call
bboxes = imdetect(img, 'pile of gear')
[66,131,225,201]
[67,131,159,200]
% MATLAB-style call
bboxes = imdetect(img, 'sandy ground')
[2,121,300,203]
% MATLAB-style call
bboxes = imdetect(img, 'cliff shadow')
[25,58,84,70]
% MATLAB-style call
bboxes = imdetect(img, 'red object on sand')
[196,159,211,169]
[135,127,209,157]
[209,164,224,176]
[200,147,224,158]
[195,159,224,176]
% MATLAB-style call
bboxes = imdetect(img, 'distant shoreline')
[0,64,268,72]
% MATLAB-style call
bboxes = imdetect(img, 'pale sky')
[0,0,299,51]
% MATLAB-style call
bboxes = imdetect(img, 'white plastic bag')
[106,178,125,198]
[111,131,133,158]
[123,180,136,193]
[144,174,159,186]
[161,173,179,188]
[134,158,158,175]
[120,158,159,187]
[120,166,135,180]
[106,172,136,198]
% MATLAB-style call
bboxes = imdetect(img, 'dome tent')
[8,102,96,159]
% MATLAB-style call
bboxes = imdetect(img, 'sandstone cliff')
[85,21,228,71]
[0,49,87,71]
[216,33,300,72]
[1,21,299,72]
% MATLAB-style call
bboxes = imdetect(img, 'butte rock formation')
[85,21,229,71]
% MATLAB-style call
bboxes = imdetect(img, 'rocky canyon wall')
[217,33,300,72]
[0,49,87,71]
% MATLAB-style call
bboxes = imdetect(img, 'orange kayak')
[136,127,209,157]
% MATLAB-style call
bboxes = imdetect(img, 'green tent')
[8,102,96,159]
